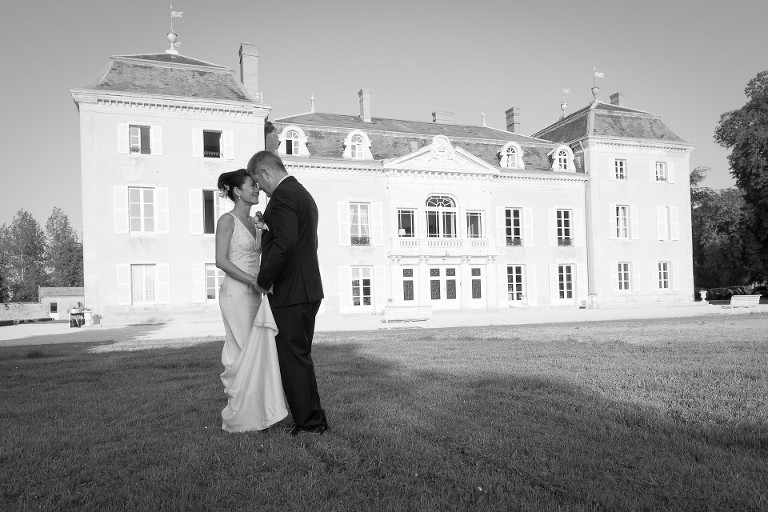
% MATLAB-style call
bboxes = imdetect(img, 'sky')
[1,0,766,235]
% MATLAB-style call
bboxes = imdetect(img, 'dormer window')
[557,150,568,170]
[343,130,373,160]
[277,126,309,157]
[549,145,575,172]
[499,142,524,169]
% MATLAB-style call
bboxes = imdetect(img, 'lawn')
[1,314,767,511]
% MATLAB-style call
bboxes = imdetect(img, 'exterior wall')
[40,295,84,320]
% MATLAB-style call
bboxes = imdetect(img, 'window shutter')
[156,264,170,304]
[156,188,169,234]
[668,161,676,183]
[371,203,383,246]
[608,204,617,239]
[338,202,350,246]
[669,207,680,240]
[116,264,131,305]
[610,261,619,291]
[630,205,640,240]
[548,263,558,304]
[497,263,508,308]
[523,207,534,246]
[192,263,205,303]
[609,160,617,180]
[338,265,352,313]
[117,123,129,154]
[189,189,203,235]
[650,161,657,182]
[652,261,659,290]
[374,265,388,312]
[526,264,537,306]
[114,186,129,234]
[576,264,587,300]
[192,129,203,157]
[222,130,234,160]
[548,208,556,247]
[672,261,681,291]
[496,207,506,247]
[574,208,584,246]
[632,262,641,292]
[656,206,668,240]
[150,125,163,155]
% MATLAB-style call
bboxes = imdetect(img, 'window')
[615,205,629,239]
[349,203,371,245]
[429,268,457,300]
[505,208,522,246]
[556,209,572,246]
[397,209,415,237]
[49,302,58,314]
[471,267,482,299]
[286,129,300,156]
[615,159,626,180]
[205,263,225,300]
[658,262,670,289]
[131,264,156,304]
[499,142,523,169]
[655,162,667,182]
[557,264,574,299]
[426,195,456,238]
[129,187,155,233]
[507,265,524,301]
[557,150,569,171]
[656,206,680,241]
[617,262,631,291]
[550,145,574,172]
[350,134,365,159]
[129,125,151,154]
[402,268,415,301]
[351,266,372,306]
[203,130,222,158]
[203,191,217,234]
[466,212,483,238]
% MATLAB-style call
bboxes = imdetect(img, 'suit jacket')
[257,176,324,307]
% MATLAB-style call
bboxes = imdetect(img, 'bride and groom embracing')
[215,150,328,436]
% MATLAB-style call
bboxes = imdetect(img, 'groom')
[247,150,328,436]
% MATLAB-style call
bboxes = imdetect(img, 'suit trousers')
[271,300,326,428]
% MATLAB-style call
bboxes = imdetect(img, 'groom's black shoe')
[290,424,328,437]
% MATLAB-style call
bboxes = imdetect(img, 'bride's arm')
[215,214,259,287]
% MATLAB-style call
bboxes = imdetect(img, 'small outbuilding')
[38,287,85,321]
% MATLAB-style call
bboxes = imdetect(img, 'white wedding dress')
[219,212,288,432]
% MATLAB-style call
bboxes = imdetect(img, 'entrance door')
[429,267,459,309]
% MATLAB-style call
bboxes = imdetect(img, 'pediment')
[386,135,499,174]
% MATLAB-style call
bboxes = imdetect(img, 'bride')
[215,169,288,432]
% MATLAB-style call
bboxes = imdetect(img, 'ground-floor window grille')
[507,265,524,301]
[351,266,372,306]
[658,261,670,289]
[402,268,415,301]
[558,264,573,299]
[617,262,631,291]
[471,267,482,298]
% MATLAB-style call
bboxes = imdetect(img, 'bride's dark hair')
[217,169,249,202]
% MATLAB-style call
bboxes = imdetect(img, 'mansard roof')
[533,101,687,144]
[268,113,562,171]
[82,54,254,102]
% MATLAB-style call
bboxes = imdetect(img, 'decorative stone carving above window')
[549,144,575,172]
[342,130,373,160]
[277,125,310,157]
[498,142,524,169]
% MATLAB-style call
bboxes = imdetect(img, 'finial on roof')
[481,112,486,127]
[591,85,600,101]
[561,88,570,119]
[310,94,315,113]
[592,68,605,102]
[166,5,183,54]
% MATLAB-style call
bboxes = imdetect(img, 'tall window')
[205,263,225,300]
[203,190,217,234]
[503,146,518,168]
[505,208,522,246]
[556,209,572,246]
[129,187,155,233]
[507,265,524,301]
[466,212,483,238]
[617,262,631,291]
[129,125,151,154]
[615,205,629,239]
[558,264,574,299]
[285,130,300,155]
[398,209,415,237]
[203,131,222,158]
[430,268,457,300]
[471,268,482,299]
[658,261,670,289]
[557,149,569,171]
[426,195,456,238]
[402,268,415,301]
[615,159,626,180]
[349,203,371,245]
[351,266,372,306]
[131,264,156,304]
[655,162,668,182]
[350,134,365,159]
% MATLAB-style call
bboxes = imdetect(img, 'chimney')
[358,89,371,122]
[432,110,454,124]
[505,107,520,132]
[610,92,625,107]
[239,43,260,102]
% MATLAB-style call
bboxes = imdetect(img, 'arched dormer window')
[343,130,373,160]
[277,126,309,157]
[425,195,457,238]
[549,145,575,172]
[498,142,524,169]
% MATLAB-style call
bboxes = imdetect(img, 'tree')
[0,225,10,302]
[1,210,49,302]
[715,70,768,281]
[45,207,83,287]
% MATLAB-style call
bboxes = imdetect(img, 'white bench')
[381,305,433,329]
[721,294,761,313]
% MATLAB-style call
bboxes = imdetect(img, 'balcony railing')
[557,237,573,247]
[351,236,371,246]
[393,237,488,253]
[506,237,523,246]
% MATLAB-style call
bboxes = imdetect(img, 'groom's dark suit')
[257,176,326,429]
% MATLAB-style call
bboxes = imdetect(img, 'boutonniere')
[252,211,269,231]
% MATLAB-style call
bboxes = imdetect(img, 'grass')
[1,314,767,511]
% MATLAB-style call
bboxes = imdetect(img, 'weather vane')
[561,88,570,118]
[166,4,183,54]
[592,67,605,101]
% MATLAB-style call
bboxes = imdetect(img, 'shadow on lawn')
[0,323,174,349]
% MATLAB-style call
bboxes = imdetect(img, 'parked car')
[707,288,734,301]
[727,286,747,296]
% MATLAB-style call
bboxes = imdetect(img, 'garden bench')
[381,305,433,329]
[721,294,761,314]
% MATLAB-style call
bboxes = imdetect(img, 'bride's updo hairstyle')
[217,169,249,202]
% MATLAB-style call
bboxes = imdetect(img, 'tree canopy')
[45,207,84,288]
